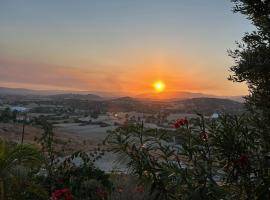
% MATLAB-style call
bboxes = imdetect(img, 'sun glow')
[153,81,166,93]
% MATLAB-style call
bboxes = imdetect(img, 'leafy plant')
[0,140,45,200]
[106,114,270,199]
[36,118,113,200]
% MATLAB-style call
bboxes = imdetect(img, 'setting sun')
[153,81,166,93]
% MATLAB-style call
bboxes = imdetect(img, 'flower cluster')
[51,188,73,200]
[174,118,188,128]
[96,188,108,199]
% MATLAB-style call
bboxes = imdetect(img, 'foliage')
[227,2,270,198]
[35,118,113,200]
[229,0,270,147]
[51,151,113,200]
[109,173,149,200]
[0,140,46,200]
[0,117,113,200]
[106,114,270,200]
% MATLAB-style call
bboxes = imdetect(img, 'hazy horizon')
[0,0,254,96]
[0,86,246,99]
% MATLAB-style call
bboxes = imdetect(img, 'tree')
[0,141,44,200]
[229,0,270,149]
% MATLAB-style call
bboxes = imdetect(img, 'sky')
[0,0,254,96]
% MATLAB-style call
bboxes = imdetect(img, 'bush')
[106,114,270,199]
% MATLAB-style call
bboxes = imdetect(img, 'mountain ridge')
[0,87,244,102]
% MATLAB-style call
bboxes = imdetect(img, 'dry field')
[0,122,101,153]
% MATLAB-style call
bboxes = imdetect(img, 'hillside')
[48,93,102,101]
[102,97,244,114]
[168,98,244,114]
[136,91,216,100]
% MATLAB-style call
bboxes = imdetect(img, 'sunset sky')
[0,0,254,96]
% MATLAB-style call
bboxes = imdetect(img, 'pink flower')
[174,122,180,129]
[51,188,73,200]
[174,118,188,129]
[183,118,188,125]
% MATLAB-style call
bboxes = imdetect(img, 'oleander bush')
[105,114,270,200]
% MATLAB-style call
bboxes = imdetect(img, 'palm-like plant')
[0,140,43,200]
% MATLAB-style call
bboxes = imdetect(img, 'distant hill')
[104,96,146,112]
[48,93,102,101]
[0,87,73,96]
[136,91,216,100]
[102,96,244,114]
[0,87,123,98]
[0,87,103,101]
[169,97,244,114]
[0,86,244,114]
[0,87,43,95]
[0,87,245,103]
[222,96,245,103]
[136,91,245,103]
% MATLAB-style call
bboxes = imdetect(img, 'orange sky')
[0,56,248,96]
[0,0,252,96]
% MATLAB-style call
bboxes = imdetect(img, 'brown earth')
[0,122,101,154]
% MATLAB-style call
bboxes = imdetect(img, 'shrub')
[106,114,270,199]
